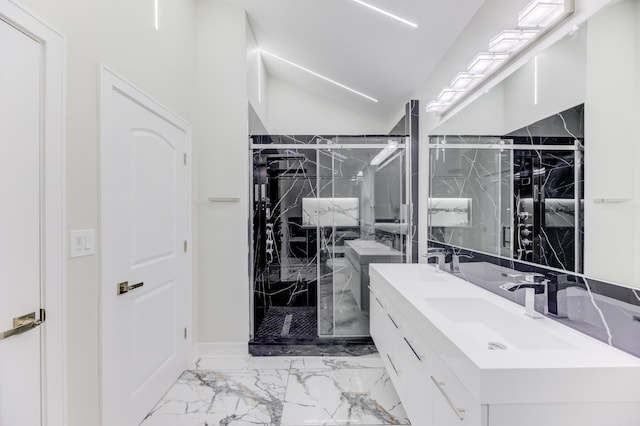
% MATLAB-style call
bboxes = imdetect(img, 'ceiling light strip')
[259,49,378,103]
[349,0,418,28]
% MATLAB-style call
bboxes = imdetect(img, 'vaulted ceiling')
[228,0,486,125]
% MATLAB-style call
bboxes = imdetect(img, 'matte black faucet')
[547,272,587,318]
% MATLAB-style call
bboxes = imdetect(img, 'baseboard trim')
[194,342,249,359]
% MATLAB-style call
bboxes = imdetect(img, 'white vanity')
[369,264,640,426]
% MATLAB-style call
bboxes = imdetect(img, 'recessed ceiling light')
[259,49,378,103]
[489,30,539,53]
[349,0,418,29]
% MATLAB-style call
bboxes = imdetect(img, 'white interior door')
[100,69,191,426]
[0,16,44,426]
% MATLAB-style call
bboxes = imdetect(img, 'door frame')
[0,1,66,426]
[98,65,193,422]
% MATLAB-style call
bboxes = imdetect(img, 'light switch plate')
[70,229,96,258]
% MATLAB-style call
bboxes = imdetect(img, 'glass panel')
[317,146,407,337]
[429,146,507,256]
[252,148,319,339]
[251,139,409,341]
[428,141,583,273]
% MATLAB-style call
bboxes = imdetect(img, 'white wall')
[246,23,268,131]
[12,0,197,424]
[584,0,639,286]
[194,0,250,345]
[503,27,586,133]
[266,76,388,135]
[430,85,505,136]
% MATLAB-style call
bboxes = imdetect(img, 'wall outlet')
[70,229,96,258]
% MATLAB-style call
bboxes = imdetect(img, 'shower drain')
[487,341,508,350]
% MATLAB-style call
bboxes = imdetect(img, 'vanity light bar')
[425,0,573,115]
[518,0,572,28]
[489,30,539,53]
[259,49,378,103]
[370,141,399,166]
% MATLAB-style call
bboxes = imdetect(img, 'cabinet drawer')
[431,354,486,426]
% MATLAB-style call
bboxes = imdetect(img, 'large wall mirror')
[427,0,640,288]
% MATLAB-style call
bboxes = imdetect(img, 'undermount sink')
[423,297,575,350]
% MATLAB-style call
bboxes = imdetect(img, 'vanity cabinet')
[369,264,640,426]
[370,280,487,426]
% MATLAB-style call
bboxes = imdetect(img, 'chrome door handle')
[0,311,44,340]
[117,281,144,295]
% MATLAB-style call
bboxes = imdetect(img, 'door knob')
[117,281,144,295]
[0,310,45,340]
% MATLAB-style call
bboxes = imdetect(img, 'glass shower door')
[316,146,407,337]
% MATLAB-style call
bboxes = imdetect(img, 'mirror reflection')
[427,0,639,287]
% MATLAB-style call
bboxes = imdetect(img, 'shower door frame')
[427,139,583,273]
[248,139,412,340]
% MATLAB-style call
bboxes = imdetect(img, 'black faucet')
[547,272,587,318]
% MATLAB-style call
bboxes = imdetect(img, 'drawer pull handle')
[387,354,400,376]
[368,286,385,308]
[431,376,465,421]
[404,337,422,362]
[387,313,399,329]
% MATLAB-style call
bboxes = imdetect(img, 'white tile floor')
[140,355,410,426]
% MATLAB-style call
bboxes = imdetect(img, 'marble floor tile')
[141,369,288,426]
[193,356,294,371]
[280,368,409,425]
[290,356,384,371]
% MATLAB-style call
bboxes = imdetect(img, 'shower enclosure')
[250,135,411,345]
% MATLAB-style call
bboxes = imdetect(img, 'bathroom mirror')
[427,0,640,288]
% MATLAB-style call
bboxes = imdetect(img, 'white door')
[0,16,45,426]
[100,69,191,426]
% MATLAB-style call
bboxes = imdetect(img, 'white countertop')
[370,263,640,404]
[345,240,403,257]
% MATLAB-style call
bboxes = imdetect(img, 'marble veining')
[429,104,584,273]
[428,243,640,359]
[141,356,408,426]
[252,136,409,341]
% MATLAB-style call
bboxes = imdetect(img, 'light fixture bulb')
[450,72,483,90]
[467,52,509,75]
[425,101,446,112]
[437,88,462,104]
[489,30,539,53]
[518,0,570,28]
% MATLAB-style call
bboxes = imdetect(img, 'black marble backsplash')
[428,242,640,359]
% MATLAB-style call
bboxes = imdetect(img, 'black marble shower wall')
[429,104,585,273]
[250,134,414,343]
